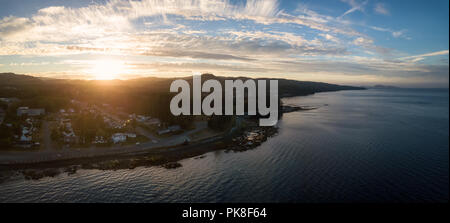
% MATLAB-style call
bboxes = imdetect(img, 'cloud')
[319,33,340,43]
[370,26,408,39]
[352,36,392,56]
[339,0,368,18]
[353,37,373,46]
[392,30,403,38]
[0,0,447,87]
[374,3,389,15]
[141,50,256,61]
[0,0,363,45]
[399,50,449,62]
[0,16,32,39]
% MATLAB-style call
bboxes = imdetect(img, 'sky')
[0,0,448,87]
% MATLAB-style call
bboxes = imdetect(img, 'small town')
[0,97,195,151]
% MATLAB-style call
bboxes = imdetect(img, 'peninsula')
[0,73,364,182]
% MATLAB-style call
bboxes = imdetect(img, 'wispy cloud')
[339,0,368,18]
[370,26,408,39]
[0,0,448,87]
[399,50,449,62]
[374,3,389,15]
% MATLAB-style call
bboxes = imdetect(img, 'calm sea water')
[0,88,448,202]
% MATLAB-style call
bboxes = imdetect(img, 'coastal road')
[0,121,209,165]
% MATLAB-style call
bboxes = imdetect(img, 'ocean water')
[0,88,448,202]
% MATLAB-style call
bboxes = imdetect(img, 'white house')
[17,107,45,117]
[20,127,32,142]
[27,109,45,116]
[17,107,29,116]
[126,133,136,138]
[112,133,127,144]
[20,134,32,142]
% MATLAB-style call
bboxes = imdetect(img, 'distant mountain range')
[0,72,365,98]
[0,72,366,123]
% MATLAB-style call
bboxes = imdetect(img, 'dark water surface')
[0,89,448,202]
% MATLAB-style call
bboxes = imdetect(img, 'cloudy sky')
[0,0,448,87]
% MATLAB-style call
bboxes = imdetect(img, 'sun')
[88,60,126,80]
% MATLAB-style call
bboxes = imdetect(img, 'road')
[0,121,208,165]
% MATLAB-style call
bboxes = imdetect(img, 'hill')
[0,73,365,122]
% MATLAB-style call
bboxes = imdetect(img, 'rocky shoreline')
[0,125,279,183]
[0,105,307,184]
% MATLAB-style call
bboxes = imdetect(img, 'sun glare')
[88,60,126,80]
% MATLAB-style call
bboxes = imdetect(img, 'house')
[28,109,45,116]
[93,136,107,144]
[22,127,30,135]
[17,107,45,117]
[112,133,127,144]
[136,115,150,123]
[111,132,137,143]
[20,126,33,142]
[0,98,12,103]
[59,118,77,144]
[62,130,78,144]
[125,133,136,138]
[20,134,32,142]
[0,97,19,104]
[104,116,126,129]
[17,107,29,116]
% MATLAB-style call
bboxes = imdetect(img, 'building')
[17,107,29,116]
[136,115,150,123]
[0,97,19,104]
[20,134,32,142]
[125,133,136,138]
[93,136,107,144]
[28,109,46,116]
[111,133,137,143]
[112,133,127,144]
[20,126,32,142]
[63,131,78,144]
[17,107,45,117]
[60,118,77,144]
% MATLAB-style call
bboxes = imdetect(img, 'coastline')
[0,92,340,183]
[0,112,284,183]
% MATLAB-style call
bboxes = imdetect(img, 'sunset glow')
[87,60,127,80]
[0,0,448,87]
